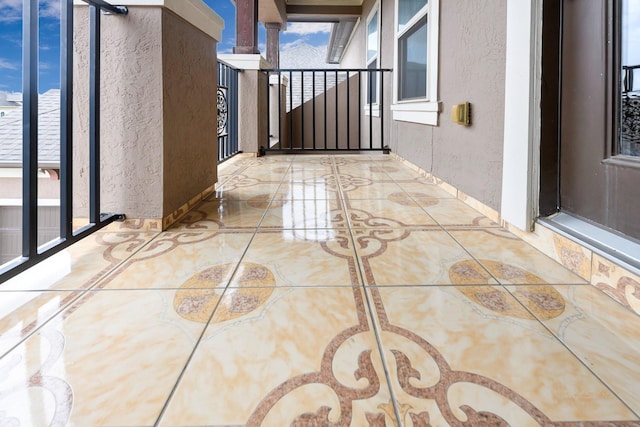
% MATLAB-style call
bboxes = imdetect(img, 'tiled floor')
[1,154,639,426]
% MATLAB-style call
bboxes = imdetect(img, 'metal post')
[278,70,282,151]
[22,0,38,258]
[346,72,351,149]
[358,71,362,149]
[60,0,74,240]
[335,70,338,150]
[369,70,373,150]
[89,5,101,224]
[301,71,305,149]
[266,70,270,150]
[380,70,385,150]
[312,71,316,150]
[289,71,293,150]
[324,70,327,150]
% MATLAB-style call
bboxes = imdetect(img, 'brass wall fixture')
[451,102,471,126]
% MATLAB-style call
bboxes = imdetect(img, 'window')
[366,4,380,110]
[392,0,439,125]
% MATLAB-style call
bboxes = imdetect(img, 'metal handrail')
[0,0,128,283]
[217,60,242,163]
[80,0,128,15]
[263,68,392,153]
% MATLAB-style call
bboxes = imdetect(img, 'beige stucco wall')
[341,0,507,211]
[162,10,218,216]
[238,70,268,153]
[73,6,164,219]
[73,5,218,221]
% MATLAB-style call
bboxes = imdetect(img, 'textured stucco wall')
[73,6,219,220]
[341,0,507,211]
[162,10,218,216]
[238,70,268,153]
[73,7,164,218]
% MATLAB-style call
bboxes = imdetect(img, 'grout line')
[153,156,296,426]
[332,155,405,427]
[0,230,164,361]
[501,284,640,419]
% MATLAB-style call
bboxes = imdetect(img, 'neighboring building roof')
[0,92,22,108]
[279,44,342,111]
[0,90,60,168]
[280,43,337,69]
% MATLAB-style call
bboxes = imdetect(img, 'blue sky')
[0,0,332,94]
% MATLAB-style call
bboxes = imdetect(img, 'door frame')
[501,0,543,232]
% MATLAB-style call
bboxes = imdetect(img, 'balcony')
[1,153,639,425]
[1,0,639,425]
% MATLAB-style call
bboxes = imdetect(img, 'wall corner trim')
[73,0,224,41]
[501,0,543,232]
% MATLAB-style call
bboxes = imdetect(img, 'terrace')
[0,0,639,425]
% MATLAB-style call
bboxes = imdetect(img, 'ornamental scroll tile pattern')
[1,155,638,426]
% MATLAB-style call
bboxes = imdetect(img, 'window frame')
[365,1,381,117]
[392,0,440,125]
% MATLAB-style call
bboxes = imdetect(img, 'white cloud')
[284,22,332,36]
[0,0,21,22]
[0,0,60,22]
[0,59,18,70]
[40,0,60,19]
[280,38,310,52]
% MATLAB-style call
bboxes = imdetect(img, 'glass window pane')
[620,0,640,156]
[367,62,378,104]
[367,11,378,62]
[398,0,427,31]
[399,18,427,100]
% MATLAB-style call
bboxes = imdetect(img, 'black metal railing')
[263,68,392,153]
[623,65,640,94]
[0,0,127,283]
[217,60,242,163]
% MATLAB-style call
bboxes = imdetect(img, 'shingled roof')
[0,89,60,168]
[279,44,342,111]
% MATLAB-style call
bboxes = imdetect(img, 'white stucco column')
[501,0,543,231]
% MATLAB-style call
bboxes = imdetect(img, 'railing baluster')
[2,0,128,283]
[358,71,362,150]
[266,70,270,152]
[216,60,242,163]
[278,70,282,151]
[301,71,304,149]
[335,70,338,150]
[89,5,101,224]
[22,0,38,258]
[312,71,316,150]
[261,68,390,155]
[289,71,293,150]
[346,72,351,150]
[324,70,327,150]
[60,0,74,240]
[369,69,373,150]
[380,70,385,150]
